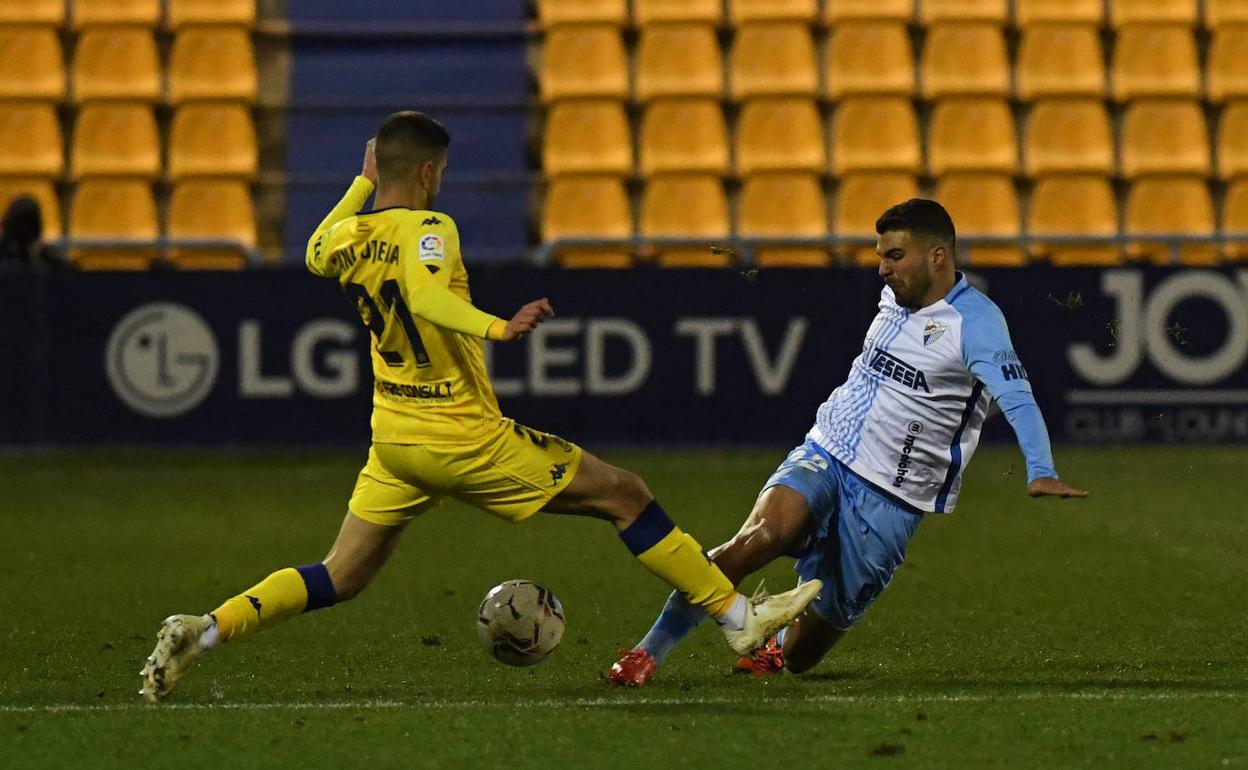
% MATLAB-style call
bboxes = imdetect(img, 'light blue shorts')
[762,438,923,630]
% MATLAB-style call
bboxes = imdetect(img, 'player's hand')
[1027,477,1089,498]
[361,138,378,184]
[501,298,554,341]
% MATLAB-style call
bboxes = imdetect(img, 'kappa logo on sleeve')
[419,234,445,261]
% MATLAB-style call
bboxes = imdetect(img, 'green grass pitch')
[0,446,1244,769]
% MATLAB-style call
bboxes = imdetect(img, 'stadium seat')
[640,175,732,267]
[1015,0,1104,25]
[833,172,919,265]
[167,0,257,28]
[542,176,633,268]
[633,0,723,25]
[73,28,160,102]
[927,98,1017,176]
[739,173,830,267]
[1206,0,1248,28]
[921,23,1010,99]
[919,0,1007,24]
[169,27,259,104]
[168,180,255,269]
[0,104,63,177]
[1217,101,1248,180]
[1023,99,1113,176]
[70,104,161,179]
[634,24,721,101]
[542,100,632,177]
[0,27,64,101]
[1015,24,1106,100]
[1111,25,1199,101]
[731,23,819,99]
[829,97,921,175]
[71,0,160,28]
[934,174,1025,266]
[729,0,818,23]
[1108,0,1197,27]
[1028,175,1120,265]
[0,0,64,25]
[824,22,914,98]
[1207,27,1248,103]
[69,179,158,270]
[0,177,61,238]
[1119,100,1210,178]
[1222,180,1248,260]
[639,99,729,177]
[735,98,826,175]
[1125,176,1217,265]
[168,103,258,180]
[537,0,627,26]
[822,0,913,22]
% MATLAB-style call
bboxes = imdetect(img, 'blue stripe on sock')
[296,563,337,612]
[619,500,676,556]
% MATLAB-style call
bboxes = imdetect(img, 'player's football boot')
[722,579,821,656]
[607,647,658,688]
[139,613,213,702]
[733,634,785,676]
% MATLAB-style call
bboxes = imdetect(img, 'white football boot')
[139,614,214,702]
[722,579,822,656]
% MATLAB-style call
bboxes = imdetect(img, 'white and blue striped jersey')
[812,273,1057,513]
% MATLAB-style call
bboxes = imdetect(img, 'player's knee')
[784,645,831,675]
[612,469,653,522]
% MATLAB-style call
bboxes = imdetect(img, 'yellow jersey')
[306,177,508,445]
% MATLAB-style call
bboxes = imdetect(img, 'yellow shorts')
[347,418,583,527]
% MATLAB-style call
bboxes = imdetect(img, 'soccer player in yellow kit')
[140,112,820,702]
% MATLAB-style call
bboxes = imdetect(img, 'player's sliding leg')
[771,605,845,675]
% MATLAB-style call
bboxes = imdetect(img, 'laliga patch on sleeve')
[419,234,445,261]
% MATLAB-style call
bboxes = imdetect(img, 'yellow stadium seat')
[834,172,919,265]
[1023,98,1113,176]
[1125,176,1217,264]
[639,99,729,176]
[1207,26,1248,103]
[1206,0,1248,28]
[542,176,633,268]
[922,23,1009,99]
[0,104,62,177]
[1217,101,1248,180]
[72,0,160,28]
[0,0,64,25]
[641,175,731,267]
[829,97,920,175]
[739,173,830,267]
[729,0,818,24]
[73,28,160,102]
[731,23,818,99]
[537,0,627,25]
[1112,25,1199,101]
[634,0,723,25]
[823,0,913,22]
[70,104,161,179]
[167,0,256,28]
[736,98,825,175]
[0,178,61,238]
[69,179,157,270]
[1222,180,1248,260]
[927,98,1016,176]
[1109,0,1196,27]
[542,100,631,177]
[1016,23,1106,100]
[169,27,258,104]
[0,27,64,101]
[1119,100,1210,178]
[824,22,913,98]
[168,180,254,269]
[168,103,258,180]
[1028,175,1120,265]
[919,0,1007,24]
[1015,0,1104,25]
[934,174,1025,266]
[634,24,721,101]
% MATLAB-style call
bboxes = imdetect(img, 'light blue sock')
[637,590,707,664]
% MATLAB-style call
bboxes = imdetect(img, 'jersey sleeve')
[305,176,375,278]
[400,216,506,340]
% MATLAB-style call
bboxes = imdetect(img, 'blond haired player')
[140,112,819,701]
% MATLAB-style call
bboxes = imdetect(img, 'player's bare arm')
[1027,477,1089,498]
[500,298,554,341]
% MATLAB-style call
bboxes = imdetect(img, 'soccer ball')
[476,580,565,667]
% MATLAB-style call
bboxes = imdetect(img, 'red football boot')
[733,634,785,677]
[608,648,658,687]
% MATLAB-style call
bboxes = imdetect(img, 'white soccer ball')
[476,580,565,667]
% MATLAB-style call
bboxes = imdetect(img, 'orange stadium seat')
[634,24,721,101]
[1112,25,1199,101]
[0,104,63,177]
[70,104,161,179]
[829,97,920,175]
[1119,100,1210,178]
[1028,175,1120,265]
[169,27,259,104]
[0,27,64,101]
[542,100,632,176]
[1109,0,1197,27]
[1207,26,1248,103]
[167,0,257,28]
[1222,180,1248,260]
[921,23,1010,99]
[739,173,830,267]
[542,176,633,268]
[927,98,1016,176]
[1015,0,1104,25]
[824,22,914,98]
[0,0,64,25]
[735,98,826,175]
[919,0,1007,24]
[69,179,158,270]
[1206,0,1248,28]
[729,0,818,24]
[1016,24,1106,100]
[639,99,729,176]
[731,23,819,99]
[834,172,919,265]
[934,174,1025,266]
[633,0,723,25]
[1217,101,1248,180]
[0,178,61,238]
[537,0,627,26]
[1125,176,1217,265]
[168,103,258,180]
[73,28,160,102]
[72,0,160,28]
[640,175,731,267]
[822,0,913,22]
[168,180,255,269]
[1023,99,1113,176]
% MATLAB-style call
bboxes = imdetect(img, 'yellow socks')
[211,564,338,643]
